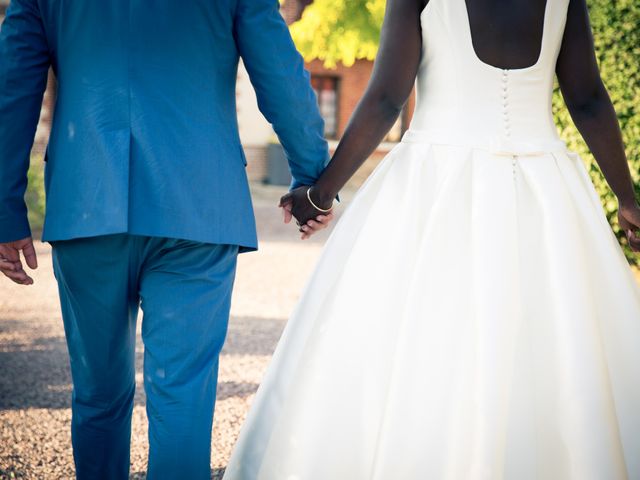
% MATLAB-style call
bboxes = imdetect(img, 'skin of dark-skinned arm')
[556,0,640,249]
[282,0,426,225]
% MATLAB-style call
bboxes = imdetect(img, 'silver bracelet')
[306,187,333,213]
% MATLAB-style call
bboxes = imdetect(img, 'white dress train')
[223,0,640,477]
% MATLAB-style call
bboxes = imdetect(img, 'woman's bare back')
[464,0,549,70]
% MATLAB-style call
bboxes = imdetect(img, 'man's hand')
[279,186,335,240]
[619,201,640,252]
[0,237,38,285]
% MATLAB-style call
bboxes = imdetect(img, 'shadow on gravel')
[212,468,226,479]
[217,381,259,401]
[222,315,286,357]
[0,315,283,410]
[0,321,72,410]
[0,457,29,479]
[129,467,226,479]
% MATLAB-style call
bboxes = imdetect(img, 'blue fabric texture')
[0,0,330,250]
[52,234,239,480]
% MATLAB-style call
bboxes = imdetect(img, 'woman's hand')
[618,201,640,252]
[279,186,335,240]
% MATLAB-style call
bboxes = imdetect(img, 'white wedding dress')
[224,0,640,478]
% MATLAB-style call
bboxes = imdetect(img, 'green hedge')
[25,156,45,235]
[553,0,640,265]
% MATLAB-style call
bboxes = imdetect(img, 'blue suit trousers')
[51,234,239,479]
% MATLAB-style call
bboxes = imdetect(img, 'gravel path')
[0,185,345,480]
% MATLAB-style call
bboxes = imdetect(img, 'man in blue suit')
[0,0,334,478]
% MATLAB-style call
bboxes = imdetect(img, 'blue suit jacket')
[0,0,329,251]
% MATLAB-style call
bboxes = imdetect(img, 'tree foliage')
[289,0,385,68]
[291,0,640,264]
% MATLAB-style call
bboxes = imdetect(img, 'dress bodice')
[406,0,571,155]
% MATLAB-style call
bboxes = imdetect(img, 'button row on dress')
[502,71,518,179]
[501,70,511,138]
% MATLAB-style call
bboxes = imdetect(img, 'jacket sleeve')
[0,0,50,242]
[233,0,330,190]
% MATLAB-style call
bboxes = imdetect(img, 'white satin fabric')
[224,0,640,478]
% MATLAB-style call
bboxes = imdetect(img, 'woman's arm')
[556,0,640,250]
[281,0,426,226]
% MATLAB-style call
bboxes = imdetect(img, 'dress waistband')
[401,129,567,157]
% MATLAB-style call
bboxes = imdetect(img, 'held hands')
[279,186,335,240]
[0,237,38,285]
[618,201,640,252]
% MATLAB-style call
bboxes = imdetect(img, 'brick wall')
[281,0,313,24]
[307,59,415,139]
[244,145,269,182]
[307,59,372,138]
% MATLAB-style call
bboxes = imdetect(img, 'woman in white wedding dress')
[224,0,640,478]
